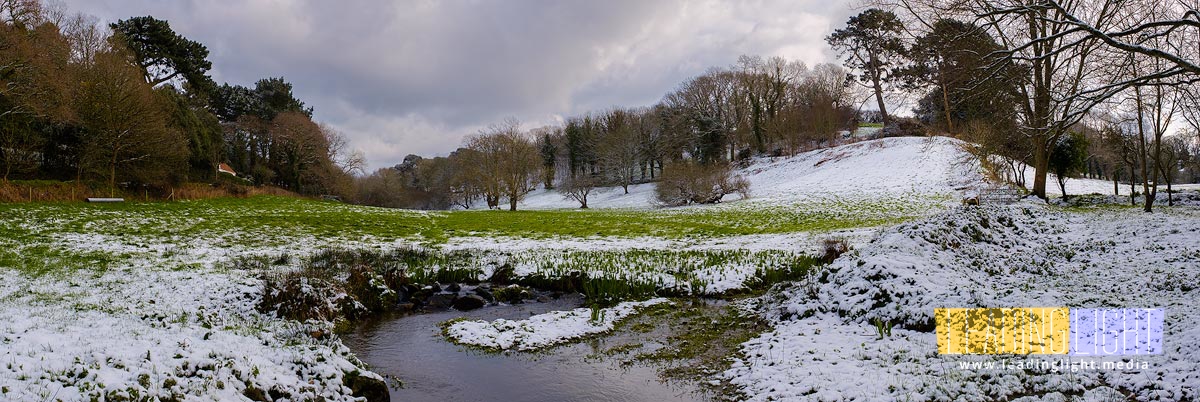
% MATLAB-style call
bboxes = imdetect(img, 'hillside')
[491,136,1137,210]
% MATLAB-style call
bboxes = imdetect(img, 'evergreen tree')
[110,16,215,95]
[827,9,906,126]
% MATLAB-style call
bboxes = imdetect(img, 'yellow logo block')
[936,307,1070,354]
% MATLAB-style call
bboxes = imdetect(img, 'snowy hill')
[495,136,986,210]
[492,135,1157,210]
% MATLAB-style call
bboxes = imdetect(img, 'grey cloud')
[60,0,855,170]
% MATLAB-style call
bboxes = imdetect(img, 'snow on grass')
[725,202,1200,401]
[488,136,986,210]
[0,263,375,401]
[444,298,671,351]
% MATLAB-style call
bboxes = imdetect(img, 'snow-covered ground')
[490,135,1193,209]
[724,202,1200,401]
[483,136,986,210]
[444,298,670,351]
[0,257,375,401]
[4,135,1196,400]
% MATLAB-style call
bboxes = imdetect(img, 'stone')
[343,371,389,402]
[473,287,494,303]
[452,295,487,311]
[489,263,515,284]
[425,293,456,309]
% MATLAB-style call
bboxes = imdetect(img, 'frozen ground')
[724,202,1200,401]
[0,253,376,401]
[481,136,988,210]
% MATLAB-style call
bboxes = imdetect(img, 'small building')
[218,163,237,177]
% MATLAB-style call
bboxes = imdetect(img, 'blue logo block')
[1070,308,1163,355]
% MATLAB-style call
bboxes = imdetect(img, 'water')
[342,295,704,402]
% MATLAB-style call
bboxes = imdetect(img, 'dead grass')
[0,180,299,203]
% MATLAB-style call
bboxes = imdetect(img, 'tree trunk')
[508,194,518,211]
[939,66,953,134]
[109,153,118,198]
[1128,166,1137,206]
[869,53,890,126]
[1058,176,1068,202]
[1030,135,1049,199]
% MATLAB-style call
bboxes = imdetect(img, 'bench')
[85,198,125,203]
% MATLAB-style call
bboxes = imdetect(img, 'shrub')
[819,238,851,263]
[654,161,750,206]
[878,117,926,138]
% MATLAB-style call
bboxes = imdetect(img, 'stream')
[342,294,705,402]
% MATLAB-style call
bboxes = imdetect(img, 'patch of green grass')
[611,299,770,401]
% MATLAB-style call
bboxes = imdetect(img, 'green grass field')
[0,195,942,277]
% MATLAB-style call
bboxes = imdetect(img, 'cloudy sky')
[61,0,858,171]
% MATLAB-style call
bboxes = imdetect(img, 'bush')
[878,117,926,138]
[820,238,851,263]
[654,161,750,206]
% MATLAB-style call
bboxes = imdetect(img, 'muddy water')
[342,295,704,402]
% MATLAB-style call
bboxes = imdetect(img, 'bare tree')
[466,119,538,211]
[597,108,641,194]
[75,49,186,193]
[557,174,597,209]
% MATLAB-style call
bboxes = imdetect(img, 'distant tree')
[1,15,74,181]
[535,127,558,189]
[557,174,596,209]
[564,116,597,178]
[158,86,222,180]
[466,119,538,210]
[1049,131,1089,202]
[902,18,1018,135]
[827,8,906,126]
[662,71,736,164]
[597,108,641,194]
[254,77,311,119]
[447,147,483,209]
[109,16,215,94]
[655,161,749,206]
[1157,135,1188,206]
[75,48,187,193]
[268,112,328,193]
[210,83,259,122]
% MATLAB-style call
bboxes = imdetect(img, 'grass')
[601,298,771,401]
[0,195,935,277]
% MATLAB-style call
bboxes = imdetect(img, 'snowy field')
[1,136,1197,400]
[724,202,1200,401]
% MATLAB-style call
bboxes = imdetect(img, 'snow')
[482,136,987,210]
[724,203,1200,401]
[484,135,1190,210]
[4,133,1197,400]
[444,298,671,351]
[0,262,374,401]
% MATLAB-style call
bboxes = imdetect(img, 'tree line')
[0,0,360,197]
[354,56,858,210]
[827,1,1200,212]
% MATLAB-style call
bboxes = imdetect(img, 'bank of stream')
[342,294,716,402]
